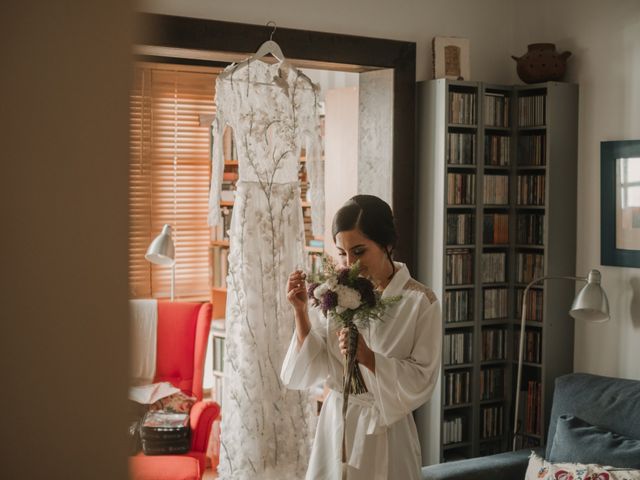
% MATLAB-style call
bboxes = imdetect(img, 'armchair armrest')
[190,400,221,453]
[421,448,541,480]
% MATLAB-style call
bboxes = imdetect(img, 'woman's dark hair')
[332,195,397,275]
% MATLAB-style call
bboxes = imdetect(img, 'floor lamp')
[145,224,176,301]
[512,269,610,451]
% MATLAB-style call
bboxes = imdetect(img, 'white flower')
[314,282,330,300]
[326,277,338,290]
[335,284,361,310]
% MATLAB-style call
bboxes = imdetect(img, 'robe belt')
[330,389,389,479]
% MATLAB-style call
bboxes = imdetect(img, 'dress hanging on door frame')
[208,59,324,480]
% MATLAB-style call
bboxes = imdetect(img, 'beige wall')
[2,1,131,478]
[138,0,517,84]
[513,0,640,380]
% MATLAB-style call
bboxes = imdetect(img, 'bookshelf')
[417,80,578,463]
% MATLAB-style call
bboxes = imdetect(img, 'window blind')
[129,63,218,300]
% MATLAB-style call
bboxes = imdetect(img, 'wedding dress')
[208,59,324,480]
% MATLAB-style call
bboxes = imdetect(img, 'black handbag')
[139,410,191,455]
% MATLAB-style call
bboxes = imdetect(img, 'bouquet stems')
[341,320,368,479]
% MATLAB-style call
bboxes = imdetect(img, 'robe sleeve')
[280,307,329,390]
[361,297,442,427]
[305,108,325,237]
[207,86,226,227]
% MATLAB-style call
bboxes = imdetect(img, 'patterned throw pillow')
[149,391,196,413]
[525,452,640,480]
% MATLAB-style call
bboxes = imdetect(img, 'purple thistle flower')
[337,268,351,286]
[307,282,320,306]
[320,290,338,316]
[354,276,376,307]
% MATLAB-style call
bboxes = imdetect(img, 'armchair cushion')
[129,455,201,480]
[189,400,221,454]
[421,448,541,480]
[549,415,640,468]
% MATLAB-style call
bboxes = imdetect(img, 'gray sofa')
[422,372,640,480]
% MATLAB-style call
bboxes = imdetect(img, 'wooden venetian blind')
[129,63,218,300]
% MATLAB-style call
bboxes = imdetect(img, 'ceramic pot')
[512,43,571,84]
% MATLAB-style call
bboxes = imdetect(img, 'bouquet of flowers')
[307,258,400,396]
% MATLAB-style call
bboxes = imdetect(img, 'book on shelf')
[447,173,476,205]
[449,91,477,125]
[518,94,546,127]
[447,213,475,245]
[445,249,474,285]
[480,366,504,401]
[481,252,506,283]
[212,206,233,241]
[443,416,465,445]
[447,132,476,165]
[515,288,544,322]
[517,174,546,205]
[483,287,508,320]
[481,328,507,361]
[445,289,473,323]
[485,134,510,166]
[212,335,225,372]
[444,371,471,406]
[483,175,509,205]
[483,213,509,244]
[516,213,544,245]
[481,405,503,439]
[484,92,510,127]
[516,252,544,284]
[443,331,473,365]
[210,245,229,289]
[514,329,542,363]
[518,134,546,166]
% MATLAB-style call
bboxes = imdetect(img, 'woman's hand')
[286,270,308,314]
[337,328,376,373]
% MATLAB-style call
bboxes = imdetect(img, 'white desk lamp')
[145,224,176,301]
[512,269,609,450]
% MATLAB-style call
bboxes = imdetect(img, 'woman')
[281,195,442,480]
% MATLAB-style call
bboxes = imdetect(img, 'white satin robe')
[281,263,442,480]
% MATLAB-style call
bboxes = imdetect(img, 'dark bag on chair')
[140,410,190,455]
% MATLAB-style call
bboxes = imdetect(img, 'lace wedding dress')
[208,59,324,480]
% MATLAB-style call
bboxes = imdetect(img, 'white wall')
[138,0,516,83]
[514,0,640,380]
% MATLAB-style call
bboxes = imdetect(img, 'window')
[129,63,218,300]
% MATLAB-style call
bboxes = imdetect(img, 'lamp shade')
[569,269,610,322]
[145,224,175,266]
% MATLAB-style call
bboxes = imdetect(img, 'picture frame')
[432,36,470,80]
[601,140,640,268]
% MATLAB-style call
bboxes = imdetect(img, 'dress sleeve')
[208,87,226,227]
[280,307,329,390]
[305,108,324,237]
[361,298,442,427]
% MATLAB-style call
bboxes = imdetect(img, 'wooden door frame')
[135,13,417,269]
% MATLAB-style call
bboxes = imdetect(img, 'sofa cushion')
[546,373,640,458]
[549,415,640,468]
[525,451,640,480]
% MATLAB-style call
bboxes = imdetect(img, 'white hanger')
[218,21,286,80]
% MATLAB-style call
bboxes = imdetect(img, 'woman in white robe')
[281,195,442,480]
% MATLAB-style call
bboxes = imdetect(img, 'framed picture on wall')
[432,36,470,80]
[601,140,640,268]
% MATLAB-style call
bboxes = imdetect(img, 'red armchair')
[130,301,220,480]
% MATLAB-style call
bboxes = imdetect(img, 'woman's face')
[335,228,391,285]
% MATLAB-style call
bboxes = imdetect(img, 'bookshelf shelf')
[418,80,578,463]
[443,442,472,450]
